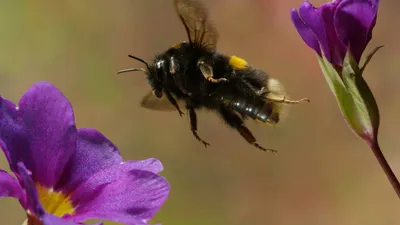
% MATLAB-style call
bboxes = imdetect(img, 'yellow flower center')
[35,183,75,217]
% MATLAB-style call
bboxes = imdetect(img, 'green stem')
[368,140,400,198]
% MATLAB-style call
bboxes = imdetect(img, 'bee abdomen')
[217,96,279,124]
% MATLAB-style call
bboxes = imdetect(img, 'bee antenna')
[128,55,151,71]
[117,68,147,74]
[117,55,151,74]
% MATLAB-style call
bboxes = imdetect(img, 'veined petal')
[42,214,103,225]
[334,0,379,63]
[297,1,332,59]
[56,128,164,193]
[18,82,78,187]
[0,97,31,172]
[123,158,164,174]
[0,169,25,200]
[71,166,169,224]
[320,1,347,66]
[25,213,103,225]
[291,8,322,56]
[56,128,122,193]
[17,163,45,216]
[126,220,156,225]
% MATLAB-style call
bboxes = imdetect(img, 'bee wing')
[174,0,219,50]
[140,90,185,111]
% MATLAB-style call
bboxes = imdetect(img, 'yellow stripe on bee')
[172,43,181,49]
[229,55,248,70]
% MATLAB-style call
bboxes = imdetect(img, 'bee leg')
[236,126,277,154]
[266,94,310,104]
[219,107,277,154]
[188,108,210,147]
[198,61,228,83]
[165,91,184,117]
[255,87,266,95]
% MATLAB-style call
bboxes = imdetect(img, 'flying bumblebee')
[118,0,309,153]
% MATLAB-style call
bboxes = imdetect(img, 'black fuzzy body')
[118,0,306,151]
[147,42,277,124]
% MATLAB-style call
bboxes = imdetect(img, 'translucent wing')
[140,90,185,111]
[174,0,219,50]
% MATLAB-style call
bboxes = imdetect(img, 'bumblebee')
[118,0,309,153]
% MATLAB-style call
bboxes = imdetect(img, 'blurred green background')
[0,0,399,225]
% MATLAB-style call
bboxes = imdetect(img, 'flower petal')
[56,128,122,193]
[0,169,24,200]
[297,1,332,57]
[56,128,164,193]
[125,221,155,225]
[334,0,380,63]
[17,162,45,215]
[291,8,322,56]
[124,158,164,174]
[71,166,169,224]
[40,214,100,225]
[320,1,347,66]
[18,82,78,187]
[0,97,31,172]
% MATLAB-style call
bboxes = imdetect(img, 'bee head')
[118,55,163,97]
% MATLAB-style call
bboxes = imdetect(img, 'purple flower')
[291,0,380,66]
[0,82,170,225]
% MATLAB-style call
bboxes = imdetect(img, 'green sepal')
[317,55,362,135]
[342,48,380,140]
[361,45,384,73]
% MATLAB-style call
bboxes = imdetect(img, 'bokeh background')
[0,0,399,225]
